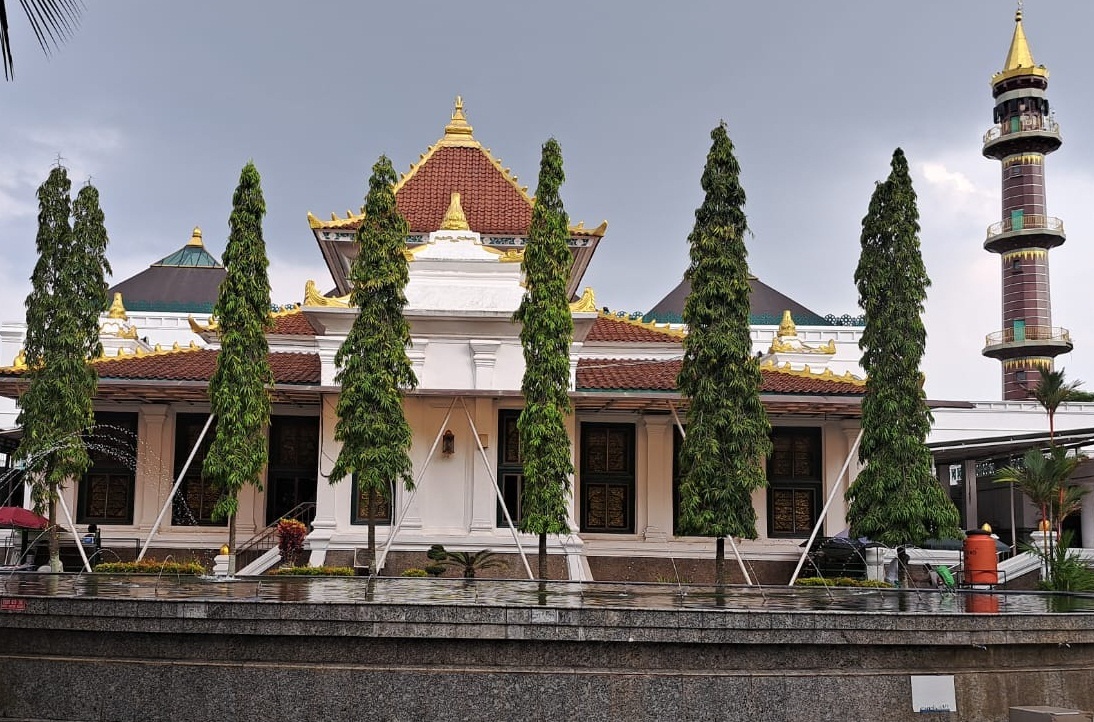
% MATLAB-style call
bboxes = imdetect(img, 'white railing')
[985,214,1064,239]
[983,115,1061,144]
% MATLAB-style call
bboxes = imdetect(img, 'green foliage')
[435,547,506,579]
[794,577,893,588]
[17,168,111,513]
[329,156,416,570]
[276,518,308,567]
[269,565,355,577]
[1,0,82,80]
[515,138,573,551]
[204,161,273,528]
[94,559,206,575]
[426,544,448,562]
[677,123,772,546]
[401,567,428,577]
[1033,368,1086,439]
[847,149,960,547]
[1022,531,1094,592]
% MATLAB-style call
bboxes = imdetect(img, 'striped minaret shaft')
[981,8,1071,400]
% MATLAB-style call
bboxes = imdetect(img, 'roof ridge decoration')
[768,310,837,354]
[303,280,351,308]
[569,287,597,313]
[188,303,308,335]
[100,293,139,340]
[0,340,207,373]
[993,7,1048,84]
[186,227,204,247]
[598,309,687,340]
[151,226,223,268]
[440,191,470,231]
[760,359,865,387]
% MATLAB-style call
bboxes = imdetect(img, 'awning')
[0,506,48,530]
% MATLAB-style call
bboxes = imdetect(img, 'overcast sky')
[2,1,1093,402]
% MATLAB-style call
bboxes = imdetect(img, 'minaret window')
[1016,370,1028,385]
[1011,258,1023,274]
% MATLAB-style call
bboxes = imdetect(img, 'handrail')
[235,502,316,570]
[984,326,1071,347]
[983,115,1061,144]
[986,214,1064,239]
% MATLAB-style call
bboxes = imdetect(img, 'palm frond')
[2,0,83,80]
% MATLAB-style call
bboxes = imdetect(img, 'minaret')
[981,7,1072,400]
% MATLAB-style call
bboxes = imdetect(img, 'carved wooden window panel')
[580,423,635,534]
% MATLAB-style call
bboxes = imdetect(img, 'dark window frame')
[496,409,525,527]
[350,477,395,526]
[766,427,823,538]
[171,413,226,527]
[77,412,138,525]
[580,422,636,534]
[265,415,319,525]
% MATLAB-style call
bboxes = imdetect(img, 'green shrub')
[94,559,206,575]
[401,568,428,577]
[794,576,892,588]
[268,565,355,577]
[424,563,446,577]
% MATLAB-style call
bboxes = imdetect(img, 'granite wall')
[0,595,1092,722]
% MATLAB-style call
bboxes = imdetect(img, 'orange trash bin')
[963,529,999,585]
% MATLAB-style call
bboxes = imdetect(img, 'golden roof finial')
[187,226,204,247]
[107,292,129,320]
[1003,5,1035,71]
[441,95,477,146]
[440,191,470,231]
[777,310,797,338]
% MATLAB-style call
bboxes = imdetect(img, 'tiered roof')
[109,227,226,313]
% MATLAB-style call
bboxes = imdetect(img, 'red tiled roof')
[90,350,320,385]
[270,310,318,336]
[576,358,866,395]
[586,316,683,344]
[397,146,532,234]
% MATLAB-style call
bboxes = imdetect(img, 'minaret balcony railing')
[984,326,1070,347]
[985,214,1064,240]
[983,115,1060,145]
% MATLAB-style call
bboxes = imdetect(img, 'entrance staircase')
[235,502,315,576]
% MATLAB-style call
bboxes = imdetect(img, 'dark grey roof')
[110,265,226,314]
[643,277,832,326]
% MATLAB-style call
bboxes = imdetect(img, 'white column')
[469,397,497,532]
[469,340,501,390]
[315,337,341,387]
[642,416,673,540]
[136,406,170,530]
[1081,482,1094,549]
[307,393,340,566]
[830,423,861,534]
[408,337,428,386]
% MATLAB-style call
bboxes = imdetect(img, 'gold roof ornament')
[303,279,351,308]
[187,226,204,247]
[106,292,129,320]
[440,95,477,147]
[993,7,1049,84]
[440,191,470,231]
[777,310,796,338]
[570,287,598,313]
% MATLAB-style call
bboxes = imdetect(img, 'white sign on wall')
[910,675,957,714]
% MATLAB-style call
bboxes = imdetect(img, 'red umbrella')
[0,506,49,530]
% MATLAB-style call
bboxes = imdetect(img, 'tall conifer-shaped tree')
[847,149,960,547]
[677,123,771,586]
[18,168,111,570]
[515,138,574,580]
[329,155,417,574]
[204,161,274,559]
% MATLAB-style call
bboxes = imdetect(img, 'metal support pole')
[788,427,863,586]
[374,399,457,575]
[56,491,91,573]
[138,414,214,561]
[460,398,534,580]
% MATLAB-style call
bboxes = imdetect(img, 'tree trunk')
[367,489,377,574]
[715,537,726,587]
[48,488,61,572]
[227,512,237,575]
[538,533,548,580]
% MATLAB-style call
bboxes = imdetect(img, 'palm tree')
[1,1,82,80]
[1032,368,1084,441]
[994,446,1084,564]
[438,549,506,579]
